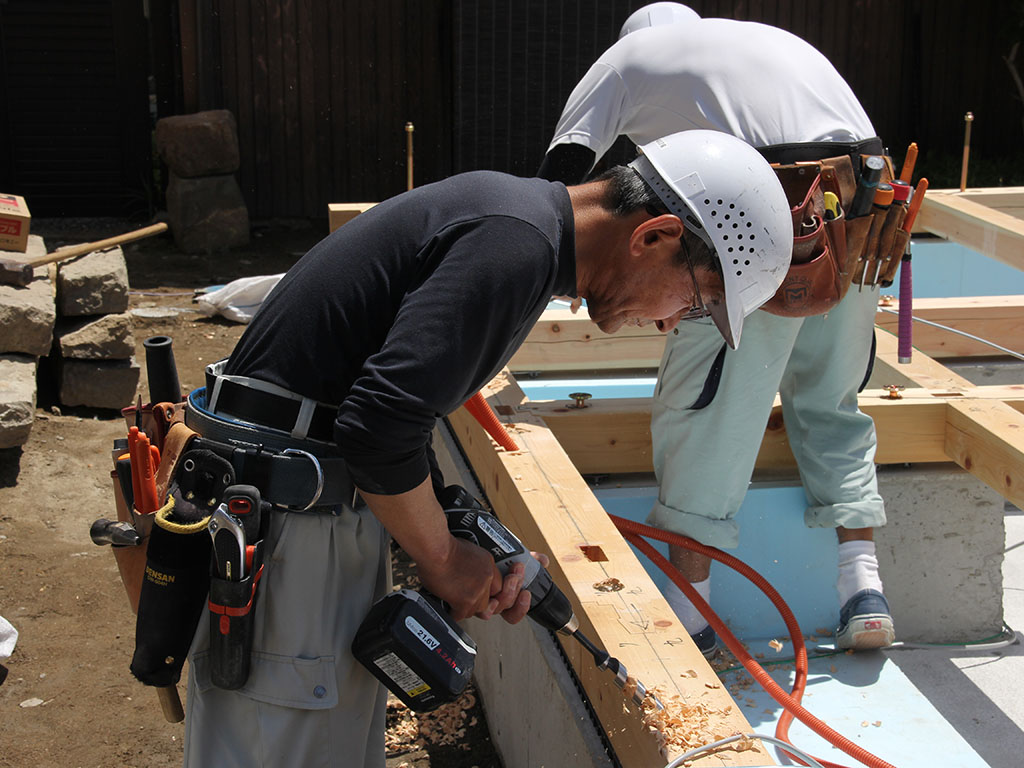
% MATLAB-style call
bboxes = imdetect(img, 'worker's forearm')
[360,476,454,566]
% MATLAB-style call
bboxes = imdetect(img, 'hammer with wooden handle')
[0,222,168,287]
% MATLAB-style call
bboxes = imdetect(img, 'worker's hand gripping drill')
[438,486,663,710]
[437,485,576,634]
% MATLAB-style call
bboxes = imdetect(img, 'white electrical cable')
[878,306,1024,361]
[885,626,1019,652]
[662,733,826,768]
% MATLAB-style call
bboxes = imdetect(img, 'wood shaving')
[622,676,638,701]
[385,690,479,754]
[592,577,624,592]
[768,638,784,652]
[638,686,760,759]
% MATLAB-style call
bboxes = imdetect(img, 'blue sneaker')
[691,624,718,659]
[836,589,895,650]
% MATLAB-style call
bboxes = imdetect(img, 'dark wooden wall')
[0,0,151,217]
[180,0,454,219]
[0,1,1015,219]
[454,0,1013,184]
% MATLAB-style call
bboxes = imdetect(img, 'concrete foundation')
[876,463,1005,643]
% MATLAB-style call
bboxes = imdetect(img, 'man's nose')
[655,312,683,334]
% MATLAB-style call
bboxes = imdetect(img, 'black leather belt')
[185,388,355,511]
[757,137,885,177]
[205,366,338,444]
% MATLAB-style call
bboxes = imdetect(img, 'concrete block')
[59,357,140,410]
[155,109,240,177]
[56,246,129,317]
[57,312,134,360]
[0,355,38,449]
[0,237,55,356]
[166,174,250,254]
[876,463,1005,643]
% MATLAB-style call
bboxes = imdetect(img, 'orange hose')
[611,515,896,768]
[463,391,519,452]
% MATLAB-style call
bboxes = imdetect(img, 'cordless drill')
[352,486,663,712]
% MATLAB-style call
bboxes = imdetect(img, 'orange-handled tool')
[902,178,929,232]
[899,142,918,183]
[127,427,144,511]
[136,432,160,514]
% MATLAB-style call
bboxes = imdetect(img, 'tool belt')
[127,370,357,694]
[758,138,909,317]
[185,386,356,512]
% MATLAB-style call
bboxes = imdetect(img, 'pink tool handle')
[898,255,913,363]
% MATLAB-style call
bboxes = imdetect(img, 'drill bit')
[571,629,665,710]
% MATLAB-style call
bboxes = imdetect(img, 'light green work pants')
[184,500,392,768]
[649,284,886,548]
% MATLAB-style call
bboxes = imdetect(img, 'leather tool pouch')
[761,157,854,317]
[121,401,186,454]
[208,539,265,690]
[110,421,197,615]
[842,155,909,288]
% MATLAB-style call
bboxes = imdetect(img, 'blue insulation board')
[589,486,989,767]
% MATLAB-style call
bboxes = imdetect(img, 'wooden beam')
[327,202,377,232]
[523,384,1024,508]
[945,399,1024,509]
[511,308,666,372]
[874,296,1024,358]
[915,190,1024,271]
[449,372,766,767]
[512,299,1023,374]
[872,328,974,390]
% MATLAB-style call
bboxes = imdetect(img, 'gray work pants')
[184,499,392,768]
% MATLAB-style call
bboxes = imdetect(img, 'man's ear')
[629,213,684,256]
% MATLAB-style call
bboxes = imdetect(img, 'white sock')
[663,577,711,635]
[836,540,884,605]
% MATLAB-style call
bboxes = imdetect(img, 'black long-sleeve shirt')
[225,171,577,495]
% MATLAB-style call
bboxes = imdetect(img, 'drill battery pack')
[352,588,477,713]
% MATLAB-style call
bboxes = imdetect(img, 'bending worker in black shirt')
[181,129,792,767]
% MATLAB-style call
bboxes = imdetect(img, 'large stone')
[0,237,55,356]
[155,109,240,177]
[56,246,129,317]
[59,357,140,410]
[57,312,134,360]
[0,355,38,449]
[166,173,250,253]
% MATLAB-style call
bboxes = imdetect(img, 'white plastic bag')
[0,615,17,660]
[196,273,284,324]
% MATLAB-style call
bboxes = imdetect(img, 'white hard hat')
[629,130,793,349]
[618,3,700,39]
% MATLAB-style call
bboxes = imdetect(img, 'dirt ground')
[0,218,500,768]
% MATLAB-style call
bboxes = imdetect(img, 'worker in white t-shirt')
[539,2,895,655]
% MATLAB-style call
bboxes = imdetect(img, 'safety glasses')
[679,240,713,322]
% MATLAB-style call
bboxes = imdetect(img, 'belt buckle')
[281,449,325,511]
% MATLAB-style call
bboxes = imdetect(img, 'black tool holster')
[208,538,265,690]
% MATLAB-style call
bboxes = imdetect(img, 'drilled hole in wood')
[580,545,608,562]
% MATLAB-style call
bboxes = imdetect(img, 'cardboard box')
[0,193,31,253]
